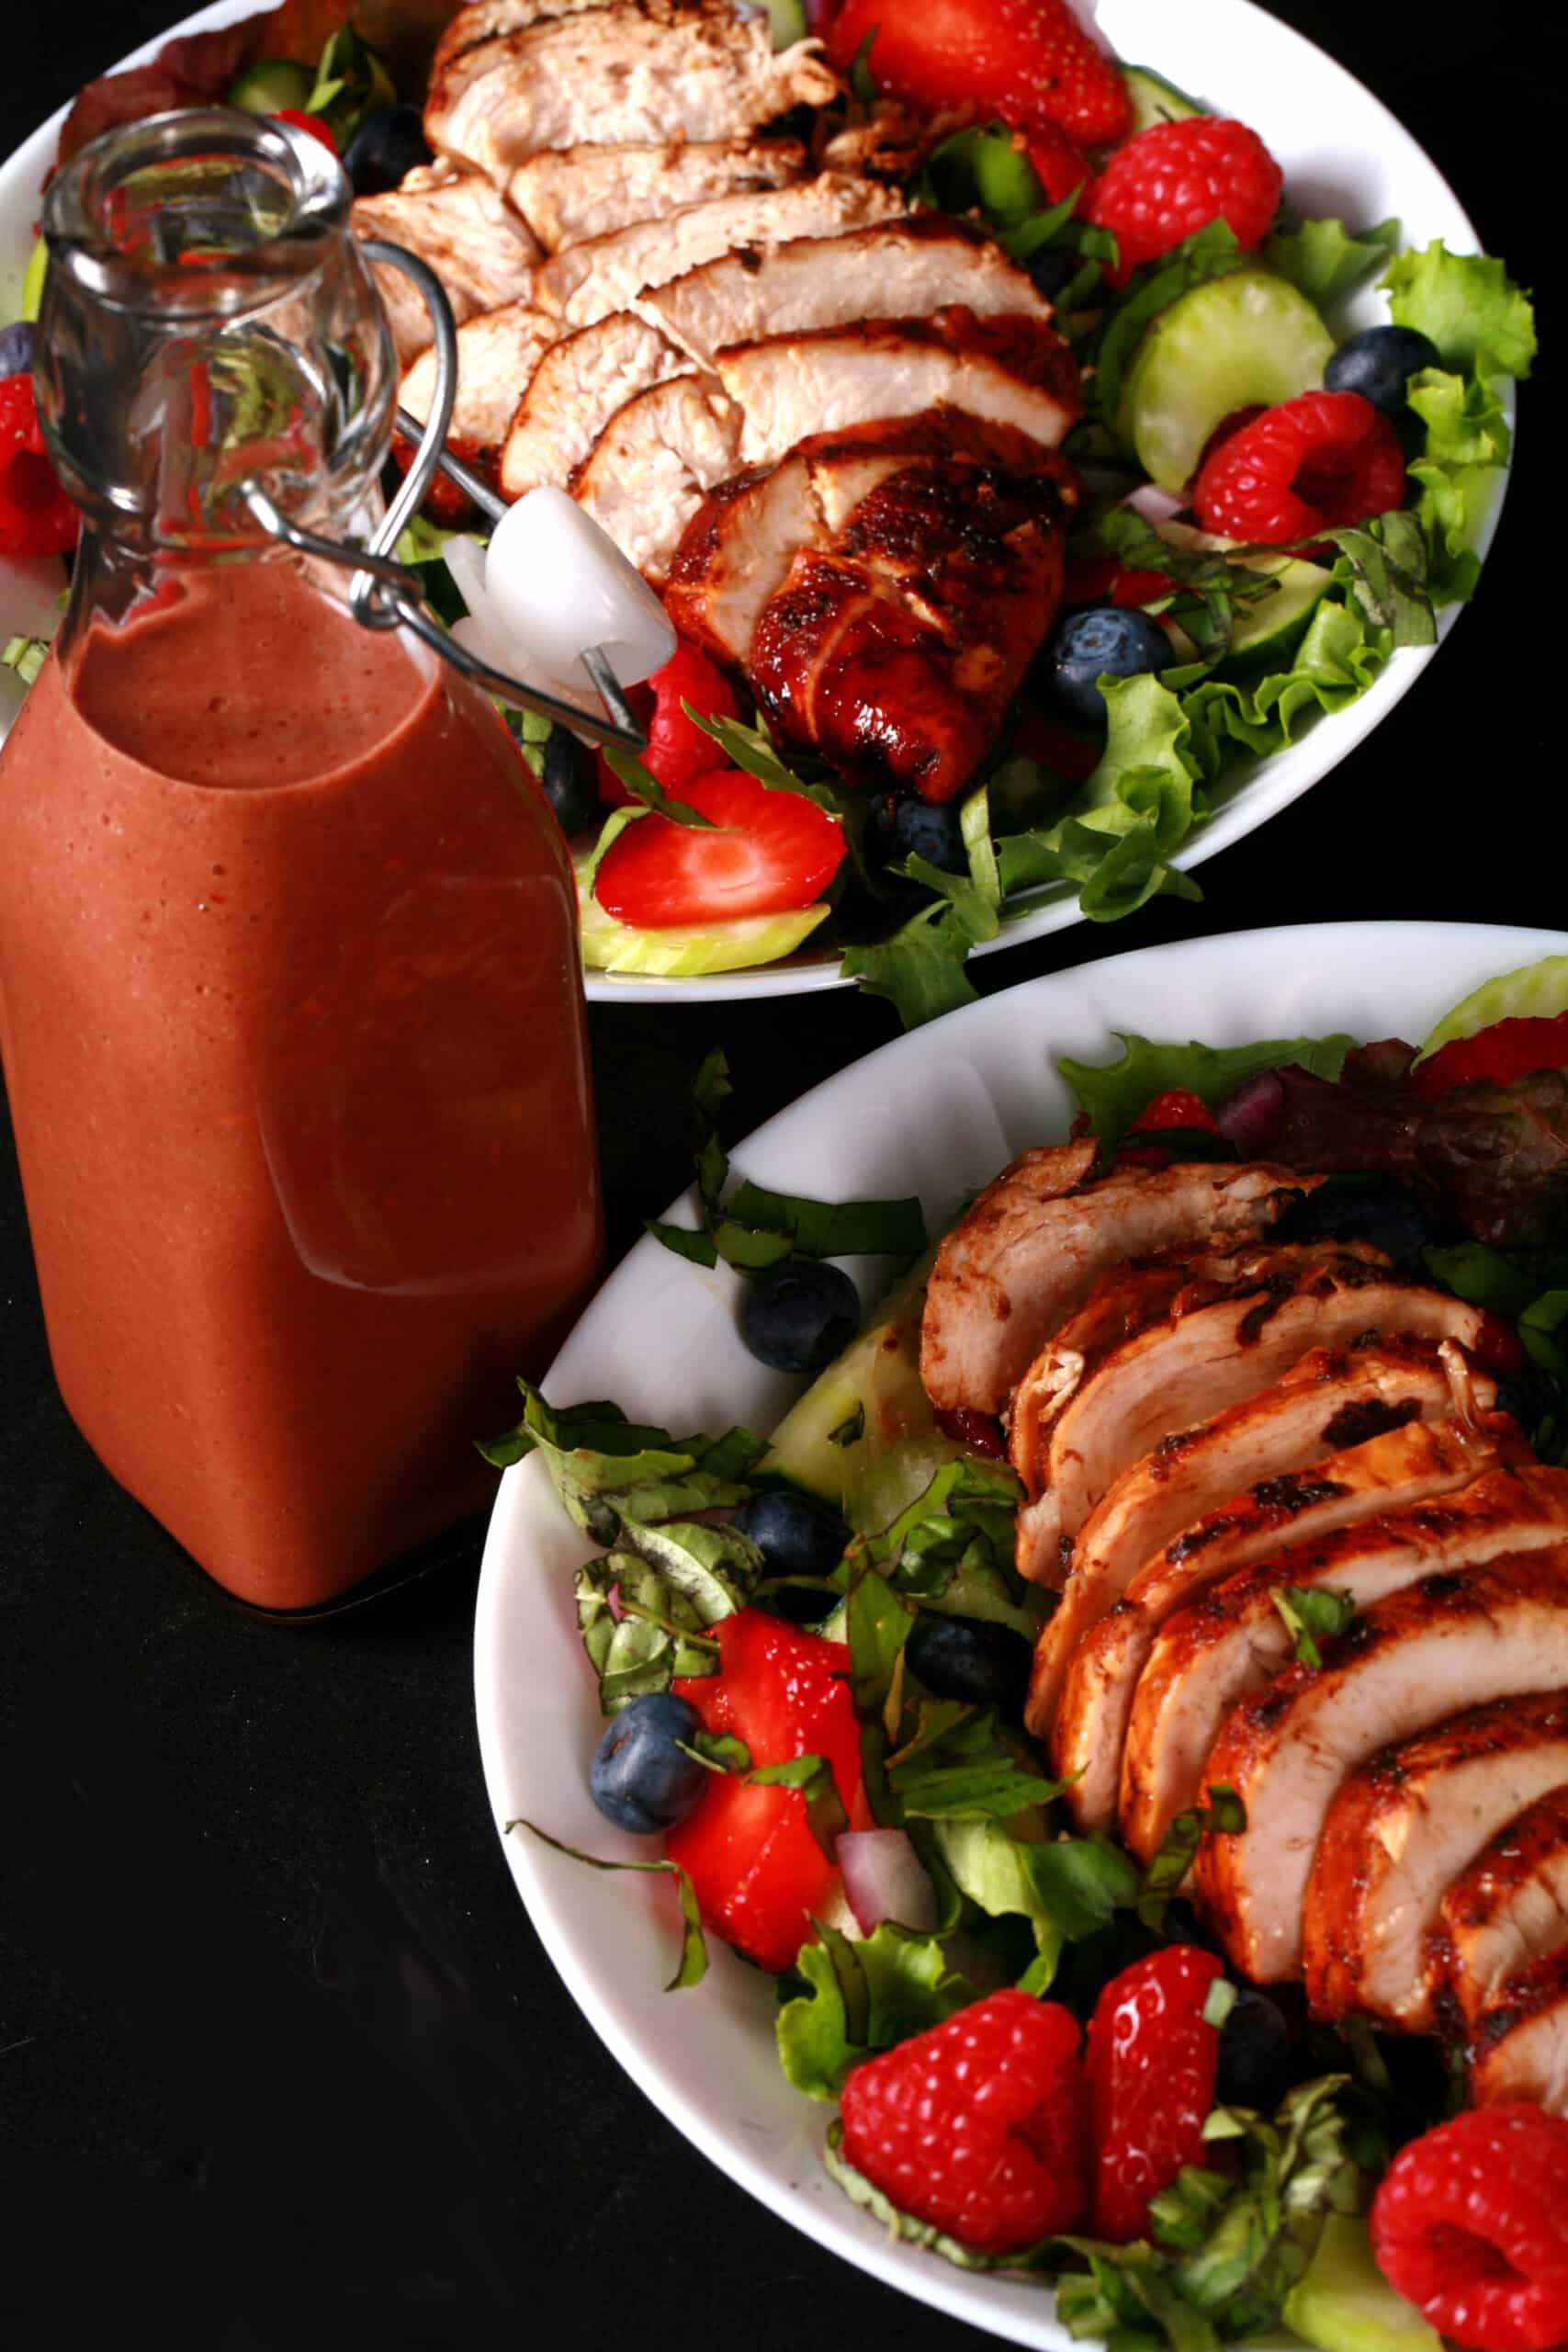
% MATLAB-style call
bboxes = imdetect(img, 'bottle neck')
[36,108,396,564]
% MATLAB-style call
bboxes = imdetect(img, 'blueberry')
[904,1613,1034,1716]
[734,1487,849,1580]
[589,1692,708,1834]
[1043,605,1170,725]
[875,791,968,876]
[1024,245,1077,303]
[1324,325,1442,418]
[1272,1176,1435,1268]
[739,1258,860,1374]
[342,105,433,198]
[1215,1984,1297,2109]
[0,322,35,380]
[538,727,599,836]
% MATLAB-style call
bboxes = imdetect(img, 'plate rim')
[474,915,1568,2348]
[0,0,1512,1004]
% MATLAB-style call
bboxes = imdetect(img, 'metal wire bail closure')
[243,238,648,752]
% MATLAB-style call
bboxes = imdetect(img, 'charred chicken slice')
[1121,1461,1568,1867]
[570,376,743,585]
[1431,1784,1568,2031]
[351,166,540,362]
[1304,1693,1568,2032]
[1192,1554,1568,1984]
[919,1157,1309,1420]
[1013,1264,1491,1586]
[400,301,558,473]
[500,314,688,502]
[1466,1945,1568,2113]
[1043,1408,1507,1821]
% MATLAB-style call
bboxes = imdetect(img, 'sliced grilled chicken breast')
[426,9,838,178]
[400,301,558,467]
[718,310,1080,469]
[1031,1337,1475,1708]
[506,137,807,254]
[571,376,743,583]
[532,175,904,327]
[500,314,687,501]
[1122,1462,1568,1866]
[1432,1785,1568,2030]
[645,217,1052,363]
[1014,1269,1491,1586]
[744,442,1071,799]
[352,169,540,361]
[1304,1691,1568,2030]
[1043,1409,1506,1817]
[1193,1554,1568,1983]
[665,414,1058,672]
[1466,1945,1568,2113]
[1008,1243,1393,1503]
[431,0,665,80]
[920,1158,1305,1419]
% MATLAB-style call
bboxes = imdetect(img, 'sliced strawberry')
[1086,1944,1224,2242]
[669,1610,862,1973]
[1411,1012,1568,1103]
[1023,120,1094,210]
[593,767,844,927]
[827,0,1131,147]
[1128,1089,1221,1136]
[594,638,741,808]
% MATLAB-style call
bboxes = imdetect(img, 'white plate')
[475,918,1568,2348]
[0,6,1509,1005]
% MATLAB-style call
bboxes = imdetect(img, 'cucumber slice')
[762,0,808,47]
[577,875,829,977]
[1281,2215,1441,2352]
[761,1256,970,1529]
[1121,65,1205,132]
[1416,956,1568,1064]
[228,57,314,114]
[1119,268,1336,492]
[19,237,47,322]
[1156,519,1330,664]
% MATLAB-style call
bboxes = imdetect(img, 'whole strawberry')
[1086,1945,1224,2242]
[1087,118,1282,284]
[839,1989,1088,2254]
[1370,2106,1568,2351]
[827,0,1132,148]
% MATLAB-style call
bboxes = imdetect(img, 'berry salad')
[502,945,1568,2352]
[3,1,1538,1018]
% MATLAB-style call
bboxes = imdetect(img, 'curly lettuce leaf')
[1264,214,1401,307]
[776,1922,975,2100]
[1060,1030,1353,1152]
[1382,242,1536,379]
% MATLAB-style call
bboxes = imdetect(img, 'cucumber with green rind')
[1121,64,1205,132]
[1155,519,1331,664]
[227,57,315,113]
[577,865,830,978]
[1280,2214,1441,2352]
[19,238,46,322]
[1118,267,1336,492]
[1416,956,1568,1064]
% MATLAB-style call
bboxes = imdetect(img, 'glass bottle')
[0,111,604,1611]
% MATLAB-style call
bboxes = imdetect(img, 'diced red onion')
[837,1829,940,1934]
[1215,1069,1286,1154]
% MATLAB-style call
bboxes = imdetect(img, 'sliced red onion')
[1124,482,1188,529]
[1216,1069,1287,1155]
[837,1828,940,1935]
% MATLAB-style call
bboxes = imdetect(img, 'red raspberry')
[1191,390,1408,542]
[1369,2105,1568,2352]
[1087,118,1283,285]
[839,1990,1088,2254]
[1086,1944,1224,2241]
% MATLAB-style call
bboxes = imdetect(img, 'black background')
[0,9,1550,2348]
